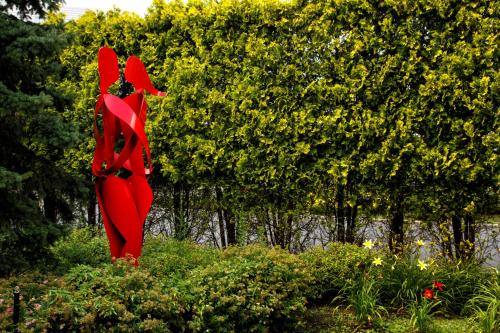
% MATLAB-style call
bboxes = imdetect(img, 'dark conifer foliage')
[0,0,82,275]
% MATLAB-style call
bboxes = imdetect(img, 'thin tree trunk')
[389,206,404,253]
[346,204,357,243]
[451,215,463,259]
[173,182,185,240]
[464,214,475,258]
[225,209,236,245]
[87,191,96,227]
[215,188,227,248]
[336,189,345,243]
[43,195,57,222]
[286,213,293,250]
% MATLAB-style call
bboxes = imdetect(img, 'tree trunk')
[451,215,463,259]
[389,206,404,253]
[173,182,187,240]
[215,188,227,248]
[87,191,96,227]
[336,189,345,243]
[464,214,475,259]
[43,195,57,222]
[225,209,237,245]
[345,204,357,243]
[286,213,293,250]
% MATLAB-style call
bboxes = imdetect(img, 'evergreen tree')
[0,0,82,275]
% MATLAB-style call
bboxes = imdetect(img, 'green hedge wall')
[58,0,499,244]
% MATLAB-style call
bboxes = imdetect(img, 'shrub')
[0,272,63,332]
[50,227,109,273]
[299,242,372,303]
[187,245,313,332]
[35,260,189,332]
[140,237,220,282]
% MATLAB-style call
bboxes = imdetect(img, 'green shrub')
[36,260,189,332]
[0,272,63,332]
[187,245,313,332]
[50,227,109,273]
[140,237,220,282]
[299,242,372,303]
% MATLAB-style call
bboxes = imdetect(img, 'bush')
[50,227,109,273]
[36,260,189,332]
[3,241,313,332]
[187,245,313,332]
[299,242,372,303]
[0,271,63,331]
[140,237,220,282]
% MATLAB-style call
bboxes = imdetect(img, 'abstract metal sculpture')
[92,47,165,264]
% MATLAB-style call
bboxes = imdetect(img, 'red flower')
[433,281,445,291]
[423,289,434,299]
[432,281,444,291]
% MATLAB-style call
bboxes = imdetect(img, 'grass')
[303,306,473,333]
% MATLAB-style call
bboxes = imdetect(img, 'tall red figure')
[92,47,165,264]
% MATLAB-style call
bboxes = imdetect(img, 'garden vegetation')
[0,0,498,331]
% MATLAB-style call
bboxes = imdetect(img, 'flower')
[363,239,374,250]
[416,239,426,247]
[423,289,434,299]
[372,257,383,266]
[417,259,428,270]
[6,306,13,313]
[26,319,37,327]
[433,281,445,291]
[33,303,42,311]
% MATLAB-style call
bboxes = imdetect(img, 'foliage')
[409,297,441,333]
[52,0,499,251]
[465,275,500,333]
[1,239,314,332]
[1,234,499,331]
[187,245,312,332]
[50,227,109,273]
[300,242,373,302]
[0,271,63,332]
[0,0,85,277]
[140,236,220,281]
[343,271,387,327]
[37,260,188,332]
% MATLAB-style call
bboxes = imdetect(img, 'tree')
[0,0,82,275]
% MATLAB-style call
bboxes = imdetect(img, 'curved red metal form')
[92,47,165,264]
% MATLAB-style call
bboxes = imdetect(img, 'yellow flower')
[373,257,383,266]
[416,239,426,247]
[417,259,428,271]
[363,239,374,250]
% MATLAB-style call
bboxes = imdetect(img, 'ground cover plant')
[1,230,498,332]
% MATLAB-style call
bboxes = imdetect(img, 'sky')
[62,0,154,17]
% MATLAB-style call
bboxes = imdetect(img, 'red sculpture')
[92,47,165,264]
